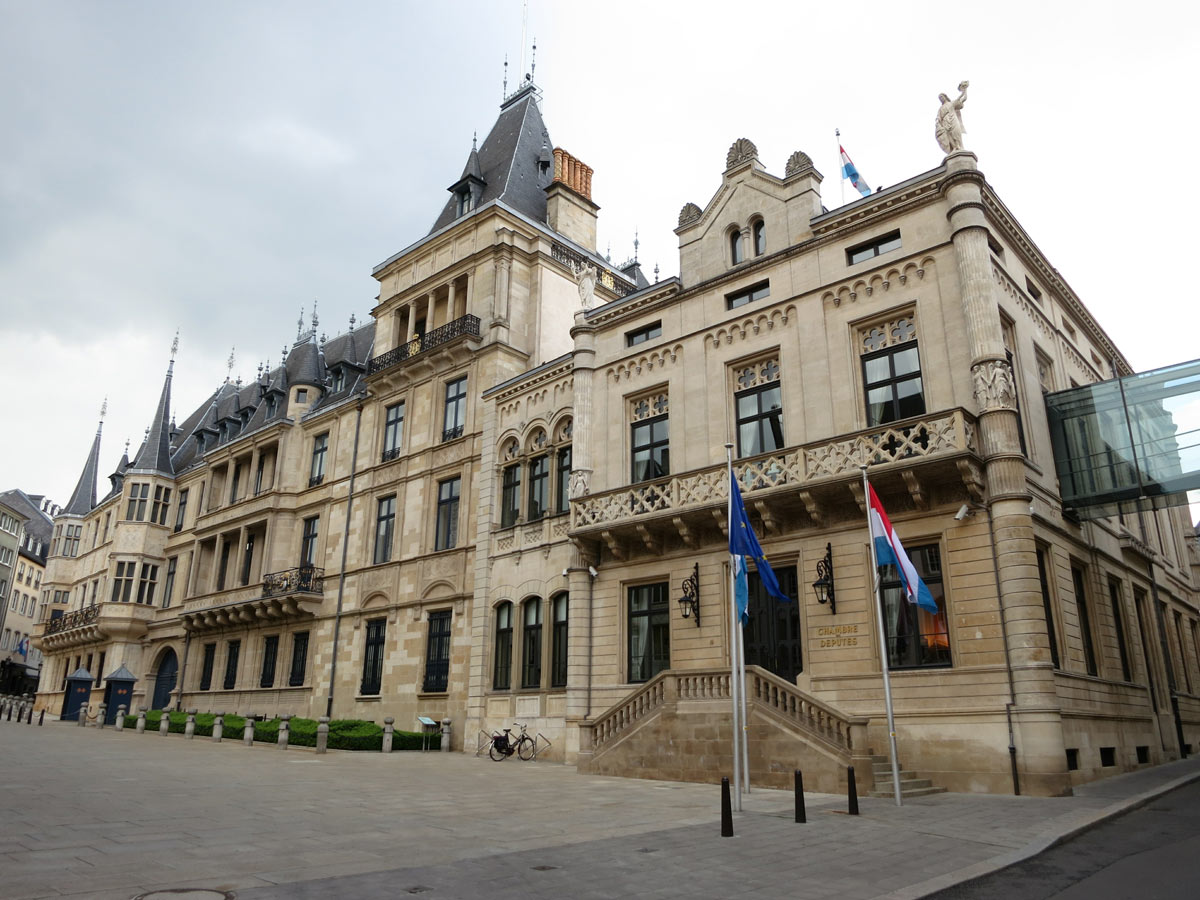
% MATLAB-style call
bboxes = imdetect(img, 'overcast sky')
[1,0,1197,518]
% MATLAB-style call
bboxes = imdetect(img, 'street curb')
[873,762,1200,900]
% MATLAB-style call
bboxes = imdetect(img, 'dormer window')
[456,189,473,217]
[331,368,345,392]
[265,394,278,417]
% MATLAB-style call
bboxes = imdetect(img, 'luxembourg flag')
[15,636,30,659]
[867,483,938,613]
[840,145,871,197]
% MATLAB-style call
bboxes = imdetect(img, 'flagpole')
[836,128,844,207]
[726,443,742,811]
[862,465,904,807]
[739,605,750,795]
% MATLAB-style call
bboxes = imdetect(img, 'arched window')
[521,597,543,688]
[730,228,744,265]
[753,219,766,256]
[551,593,569,688]
[493,602,513,690]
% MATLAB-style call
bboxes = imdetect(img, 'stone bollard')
[78,705,88,728]
[212,713,224,743]
[159,710,171,736]
[441,717,452,752]
[277,714,291,750]
[382,717,395,753]
[243,713,255,746]
[136,707,147,734]
[115,705,126,731]
[316,716,329,754]
[97,703,107,729]
[184,709,197,739]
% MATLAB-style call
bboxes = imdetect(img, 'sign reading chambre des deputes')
[815,623,860,649]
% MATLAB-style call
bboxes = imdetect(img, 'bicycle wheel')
[517,734,536,760]
[489,740,507,761]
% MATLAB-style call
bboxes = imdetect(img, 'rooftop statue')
[935,81,970,154]
[573,259,597,310]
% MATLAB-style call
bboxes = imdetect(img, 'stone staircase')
[867,755,945,798]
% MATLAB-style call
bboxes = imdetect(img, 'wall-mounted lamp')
[811,542,836,614]
[677,562,700,626]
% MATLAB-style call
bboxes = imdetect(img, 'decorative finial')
[297,307,305,341]
[472,131,477,152]
[503,54,508,99]
[99,397,107,422]
[349,312,356,332]
[170,329,179,359]
[282,344,288,362]
[530,37,536,83]
[653,262,660,283]
[633,228,639,264]
[226,347,236,381]
[124,438,130,455]
[320,332,327,344]
[606,241,611,262]
[311,300,319,333]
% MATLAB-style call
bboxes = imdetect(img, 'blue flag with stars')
[729,471,790,622]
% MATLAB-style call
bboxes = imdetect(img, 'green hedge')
[119,711,433,752]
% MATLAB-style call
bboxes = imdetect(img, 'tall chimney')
[545,147,599,251]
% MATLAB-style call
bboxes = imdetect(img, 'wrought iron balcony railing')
[308,474,324,488]
[381,446,402,463]
[571,408,978,531]
[44,605,100,636]
[262,566,325,599]
[368,314,481,376]
[442,424,464,442]
[550,243,637,298]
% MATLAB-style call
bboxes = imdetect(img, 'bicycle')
[488,722,535,761]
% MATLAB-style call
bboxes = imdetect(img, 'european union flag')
[729,471,790,617]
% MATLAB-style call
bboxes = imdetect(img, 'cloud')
[237,117,354,169]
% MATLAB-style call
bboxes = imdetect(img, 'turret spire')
[130,338,177,477]
[62,404,105,516]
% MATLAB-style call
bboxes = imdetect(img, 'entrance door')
[743,566,803,683]
[152,649,178,710]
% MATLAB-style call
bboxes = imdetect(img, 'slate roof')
[129,361,175,477]
[430,85,553,233]
[62,422,103,516]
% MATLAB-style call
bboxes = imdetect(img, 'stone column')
[212,712,224,742]
[97,704,106,729]
[440,717,451,752]
[77,705,88,728]
[492,254,512,324]
[159,710,171,736]
[382,716,395,753]
[184,709,196,739]
[316,716,329,754]
[243,713,255,746]
[447,279,458,321]
[277,714,290,750]
[114,706,126,731]
[942,151,1066,795]
[136,706,147,733]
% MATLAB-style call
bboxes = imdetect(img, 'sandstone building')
[33,83,1200,794]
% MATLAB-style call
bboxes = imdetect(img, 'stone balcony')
[570,408,982,558]
[366,314,481,379]
[180,567,325,633]
[36,602,156,652]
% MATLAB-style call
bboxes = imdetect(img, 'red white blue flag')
[840,145,871,197]
[867,483,938,613]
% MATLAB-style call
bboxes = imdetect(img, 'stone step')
[868,786,946,799]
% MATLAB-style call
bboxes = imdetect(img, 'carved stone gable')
[726,138,758,170]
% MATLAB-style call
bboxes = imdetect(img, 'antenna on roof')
[520,0,528,82]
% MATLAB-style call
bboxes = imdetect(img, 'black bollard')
[26,704,34,725]
[847,765,860,816]
[6,704,11,722]
[794,769,806,823]
[720,777,734,837]
[38,709,45,726]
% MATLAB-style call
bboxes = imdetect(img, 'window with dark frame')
[879,544,950,669]
[631,415,669,483]
[361,617,386,695]
[223,640,240,690]
[382,401,405,462]
[126,483,149,521]
[435,477,461,550]
[260,634,279,688]
[216,539,232,591]
[289,631,309,686]
[628,582,670,683]
[527,455,549,521]
[1036,547,1061,668]
[500,463,521,528]
[423,610,452,692]
[151,485,171,525]
[254,455,266,495]
[301,516,319,567]
[1108,578,1132,681]
[163,556,177,608]
[551,593,568,688]
[309,433,328,486]
[199,643,216,691]
[374,496,396,564]
[1071,566,1099,676]
[94,651,105,687]
[735,381,783,458]
[110,561,135,602]
[493,602,513,690]
[863,343,925,426]
[725,280,770,310]
[555,446,572,514]
[521,598,542,688]
[136,563,159,605]
[442,377,467,442]
[1173,610,1192,694]
[174,489,188,532]
[240,532,255,586]
[753,220,766,256]
[846,230,902,265]
[626,321,663,347]
[230,464,242,503]
[729,229,744,265]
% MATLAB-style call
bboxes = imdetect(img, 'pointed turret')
[63,407,104,517]
[130,342,177,477]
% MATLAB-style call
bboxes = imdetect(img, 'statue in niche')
[972,359,1016,411]
[935,81,970,154]
[573,260,597,310]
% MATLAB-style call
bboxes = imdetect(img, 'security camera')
[588,565,598,578]
[954,504,971,521]
[561,568,569,577]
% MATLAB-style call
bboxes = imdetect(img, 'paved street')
[1,720,1198,900]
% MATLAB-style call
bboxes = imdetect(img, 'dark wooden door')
[743,566,803,683]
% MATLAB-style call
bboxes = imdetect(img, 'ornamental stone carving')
[677,202,702,228]
[785,150,813,176]
[569,469,591,499]
[572,260,597,310]
[726,138,758,169]
[971,359,1016,412]
[935,81,969,154]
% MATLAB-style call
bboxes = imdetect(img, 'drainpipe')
[980,503,1021,795]
[326,398,365,719]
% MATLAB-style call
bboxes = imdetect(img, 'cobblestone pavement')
[2,720,1198,900]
